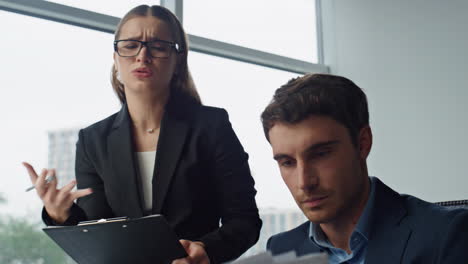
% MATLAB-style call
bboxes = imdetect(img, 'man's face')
[268,115,371,224]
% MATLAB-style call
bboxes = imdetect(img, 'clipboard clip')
[78,216,129,226]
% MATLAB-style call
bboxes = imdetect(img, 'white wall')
[320,0,468,202]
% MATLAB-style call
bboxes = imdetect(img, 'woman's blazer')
[43,93,262,263]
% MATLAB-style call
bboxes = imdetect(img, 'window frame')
[0,0,328,74]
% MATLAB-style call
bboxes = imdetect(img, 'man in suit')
[260,73,468,263]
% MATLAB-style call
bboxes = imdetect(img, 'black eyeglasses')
[114,39,182,58]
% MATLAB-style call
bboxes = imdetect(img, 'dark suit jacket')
[43,93,262,263]
[267,177,468,263]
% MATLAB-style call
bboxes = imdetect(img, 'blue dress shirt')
[309,177,376,264]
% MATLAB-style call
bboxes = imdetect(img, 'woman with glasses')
[24,5,261,264]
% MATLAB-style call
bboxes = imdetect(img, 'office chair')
[435,199,468,209]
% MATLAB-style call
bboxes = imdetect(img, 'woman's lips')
[132,68,153,78]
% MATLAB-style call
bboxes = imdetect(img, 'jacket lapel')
[296,222,323,256]
[152,99,189,214]
[107,104,144,218]
[365,178,411,264]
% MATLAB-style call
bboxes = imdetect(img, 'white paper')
[228,251,328,264]
[279,252,328,264]
[229,252,273,264]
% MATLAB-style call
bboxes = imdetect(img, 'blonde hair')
[111,5,201,104]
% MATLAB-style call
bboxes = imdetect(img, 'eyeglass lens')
[116,40,173,58]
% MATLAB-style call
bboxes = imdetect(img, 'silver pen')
[25,175,56,192]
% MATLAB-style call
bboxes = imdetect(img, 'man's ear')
[358,126,373,159]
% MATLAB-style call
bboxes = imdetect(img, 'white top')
[135,151,156,212]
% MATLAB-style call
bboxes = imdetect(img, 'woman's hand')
[172,240,210,264]
[23,162,92,224]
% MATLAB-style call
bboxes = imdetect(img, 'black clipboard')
[43,214,187,264]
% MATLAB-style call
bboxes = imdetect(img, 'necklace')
[147,128,155,133]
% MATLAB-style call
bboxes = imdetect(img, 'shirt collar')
[355,176,376,239]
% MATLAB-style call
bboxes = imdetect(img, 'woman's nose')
[136,45,152,63]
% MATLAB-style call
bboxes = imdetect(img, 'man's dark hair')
[261,73,369,146]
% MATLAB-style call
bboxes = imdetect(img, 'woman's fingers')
[23,163,92,221]
[70,188,93,201]
[55,179,76,204]
[61,180,77,194]
[47,169,58,190]
[36,169,48,195]
[57,180,91,205]
[172,259,190,264]
[35,169,50,197]
[179,240,191,252]
[35,167,48,188]
[42,169,59,200]
[22,162,42,185]
[172,240,210,264]
[47,177,91,206]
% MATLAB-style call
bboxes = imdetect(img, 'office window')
[0,10,122,262]
[0,9,119,220]
[185,0,318,62]
[189,52,299,209]
[1,0,322,259]
[46,0,160,17]
[279,213,286,231]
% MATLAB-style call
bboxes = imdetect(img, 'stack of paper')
[228,251,328,264]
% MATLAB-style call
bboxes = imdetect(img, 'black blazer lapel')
[152,101,189,214]
[365,179,411,264]
[107,104,144,218]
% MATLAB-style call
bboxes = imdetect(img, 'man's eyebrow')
[273,140,339,161]
[273,154,291,161]
[304,140,340,153]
